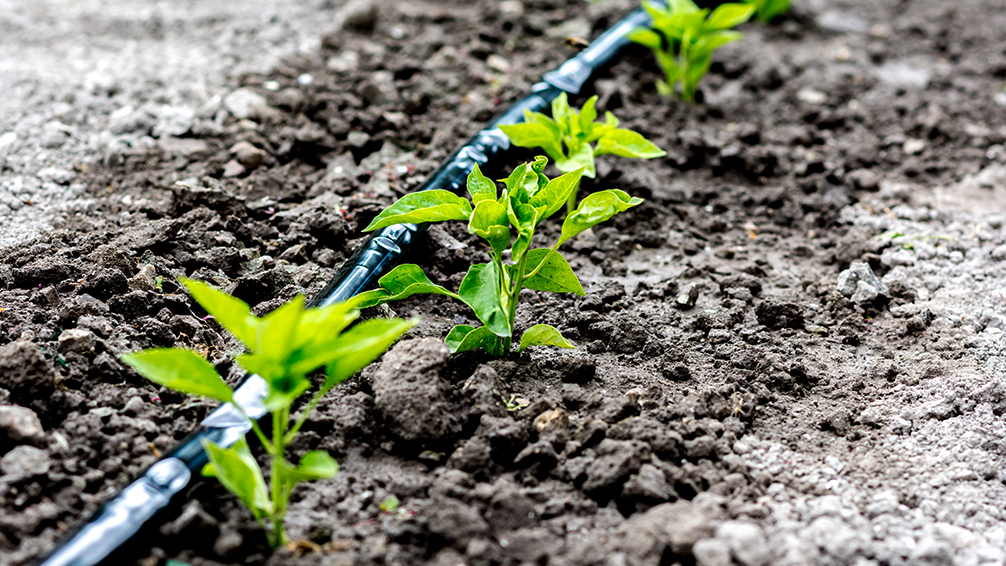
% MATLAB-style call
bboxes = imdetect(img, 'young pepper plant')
[121,279,414,548]
[499,92,664,215]
[628,0,755,101]
[354,158,642,357]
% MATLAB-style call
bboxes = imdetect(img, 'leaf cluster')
[629,0,755,101]
[121,279,414,547]
[359,158,642,356]
[499,92,665,179]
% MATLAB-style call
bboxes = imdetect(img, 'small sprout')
[629,0,755,101]
[500,92,664,214]
[358,159,642,357]
[379,495,400,514]
[744,0,790,23]
[505,394,530,412]
[121,279,415,548]
[154,276,164,293]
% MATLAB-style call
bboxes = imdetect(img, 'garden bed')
[2,0,1006,564]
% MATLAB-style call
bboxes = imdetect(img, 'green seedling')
[121,279,414,548]
[629,0,755,101]
[499,92,664,215]
[744,0,790,23]
[356,158,641,357]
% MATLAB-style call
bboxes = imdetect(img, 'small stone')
[58,328,96,353]
[109,105,155,135]
[123,396,145,417]
[694,538,732,566]
[0,405,46,446]
[224,88,276,121]
[153,105,194,138]
[816,10,866,33]
[231,141,267,169]
[486,54,511,74]
[836,261,886,300]
[675,283,700,309]
[874,61,932,89]
[716,521,770,566]
[846,168,879,190]
[129,264,158,292]
[222,159,246,178]
[158,137,209,156]
[37,167,76,185]
[347,131,370,148]
[796,88,827,105]
[213,529,244,557]
[903,139,926,155]
[851,280,879,303]
[40,121,71,148]
[337,0,379,30]
[0,445,51,481]
[327,51,360,72]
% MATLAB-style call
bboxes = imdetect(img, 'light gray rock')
[58,328,96,353]
[0,445,51,481]
[153,105,194,138]
[837,261,886,301]
[716,521,771,566]
[108,105,155,135]
[0,405,46,446]
[874,61,932,89]
[816,10,867,33]
[693,538,732,566]
[223,88,276,121]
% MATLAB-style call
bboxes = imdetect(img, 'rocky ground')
[1,0,1006,565]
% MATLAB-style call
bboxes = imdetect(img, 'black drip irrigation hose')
[35,6,655,566]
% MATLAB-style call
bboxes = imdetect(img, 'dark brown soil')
[2,0,1005,564]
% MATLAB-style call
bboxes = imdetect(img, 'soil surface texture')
[2,0,1006,565]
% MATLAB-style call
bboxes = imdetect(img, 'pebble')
[122,396,145,417]
[815,10,867,33]
[153,105,194,138]
[222,159,246,178]
[874,61,931,89]
[108,105,154,135]
[796,88,827,105]
[337,0,378,30]
[223,88,274,121]
[0,445,51,481]
[903,139,926,155]
[693,538,732,566]
[37,167,76,185]
[230,141,267,169]
[40,121,71,148]
[675,283,700,309]
[327,51,360,72]
[0,405,46,446]
[716,521,771,566]
[58,328,96,353]
[836,261,886,301]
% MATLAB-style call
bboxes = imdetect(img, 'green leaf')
[499,123,564,162]
[578,96,599,138]
[682,54,712,101]
[446,324,502,354]
[501,163,531,204]
[279,450,339,486]
[518,324,575,351]
[560,189,643,244]
[348,264,460,309]
[364,190,473,231]
[528,155,550,195]
[469,199,511,255]
[290,301,359,353]
[202,438,272,518]
[551,92,571,128]
[692,30,743,58]
[323,317,417,389]
[506,200,541,261]
[121,348,233,403]
[180,278,257,347]
[253,295,304,362]
[530,167,585,218]
[467,164,497,204]
[556,143,596,179]
[706,3,754,29]
[758,0,790,21]
[458,262,510,337]
[595,129,667,159]
[628,28,663,51]
[522,249,585,295]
